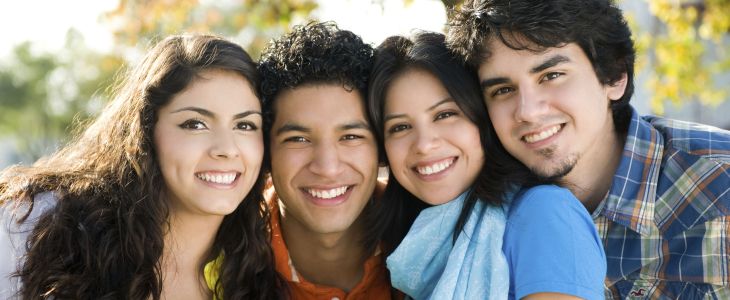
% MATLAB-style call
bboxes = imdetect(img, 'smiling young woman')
[0,34,286,300]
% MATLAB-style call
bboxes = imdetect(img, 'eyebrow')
[480,54,571,91]
[384,98,454,123]
[480,77,509,91]
[340,121,371,131]
[275,123,309,136]
[530,54,570,74]
[275,120,371,136]
[170,107,261,119]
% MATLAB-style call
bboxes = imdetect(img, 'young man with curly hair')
[257,21,397,299]
[448,0,730,298]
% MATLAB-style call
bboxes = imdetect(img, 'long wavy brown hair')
[0,34,286,300]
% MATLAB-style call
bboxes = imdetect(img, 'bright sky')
[316,0,448,45]
[0,0,118,56]
[0,0,447,57]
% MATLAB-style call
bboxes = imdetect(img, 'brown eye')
[235,121,258,131]
[283,136,309,143]
[434,111,457,121]
[541,72,564,82]
[388,123,410,134]
[492,86,514,97]
[179,119,207,130]
[341,134,363,141]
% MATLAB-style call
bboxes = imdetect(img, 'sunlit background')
[1,0,729,168]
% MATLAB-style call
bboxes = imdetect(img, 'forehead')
[385,69,449,110]
[478,39,589,76]
[163,69,258,110]
[272,84,367,128]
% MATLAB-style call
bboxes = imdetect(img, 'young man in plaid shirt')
[448,0,730,298]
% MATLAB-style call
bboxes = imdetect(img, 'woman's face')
[153,69,264,220]
[383,69,484,205]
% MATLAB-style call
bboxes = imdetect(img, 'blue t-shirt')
[502,185,606,300]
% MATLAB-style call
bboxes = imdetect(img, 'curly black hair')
[258,21,374,138]
[447,0,635,132]
[257,20,381,257]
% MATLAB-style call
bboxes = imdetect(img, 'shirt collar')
[266,186,384,285]
[597,107,663,236]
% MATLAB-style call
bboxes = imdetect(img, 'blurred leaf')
[0,30,122,162]
[103,0,318,57]
[635,0,730,112]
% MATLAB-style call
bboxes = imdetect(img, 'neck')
[280,208,367,292]
[161,211,222,299]
[565,128,625,213]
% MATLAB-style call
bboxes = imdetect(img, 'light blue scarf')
[386,192,509,300]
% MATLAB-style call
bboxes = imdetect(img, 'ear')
[607,72,628,101]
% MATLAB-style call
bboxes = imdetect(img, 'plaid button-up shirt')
[595,108,730,299]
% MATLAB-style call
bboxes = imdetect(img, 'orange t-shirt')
[267,189,398,300]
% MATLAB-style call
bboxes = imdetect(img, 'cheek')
[384,138,409,173]
[458,124,486,168]
[153,128,178,172]
[346,144,379,176]
[271,148,305,178]
[238,136,264,168]
[487,109,512,138]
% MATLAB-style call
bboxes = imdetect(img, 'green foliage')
[104,0,318,57]
[0,29,122,162]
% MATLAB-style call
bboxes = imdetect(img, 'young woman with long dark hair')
[0,34,286,300]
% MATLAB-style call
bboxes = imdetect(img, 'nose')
[209,131,240,159]
[515,86,548,123]
[308,142,343,178]
[413,126,439,155]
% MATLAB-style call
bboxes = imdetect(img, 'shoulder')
[503,186,605,299]
[0,192,58,297]
[644,115,730,162]
[643,116,730,226]
[505,185,597,248]
[508,185,584,221]
[2,192,57,231]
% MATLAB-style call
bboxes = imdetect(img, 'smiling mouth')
[195,172,239,185]
[522,124,563,144]
[414,157,456,176]
[306,186,350,199]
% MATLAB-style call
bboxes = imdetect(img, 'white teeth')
[307,186,348,199]
[416,158,455,175]
[523,125,561,143]
[196,172,237,184]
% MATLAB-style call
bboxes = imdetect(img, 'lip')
[300,184,354,207]
[411,156,458,182]
[520,124,564,149]
[195,170,241,189]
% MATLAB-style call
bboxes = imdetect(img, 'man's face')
[269,84,379,236]
[478,40,627,183]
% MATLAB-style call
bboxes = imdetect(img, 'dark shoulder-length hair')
[366,31,545,253]
[0,34,286,300]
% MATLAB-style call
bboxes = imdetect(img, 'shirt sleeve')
[0,193,57,298]
[503,185,606,300]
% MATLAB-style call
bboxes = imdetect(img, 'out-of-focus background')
[1,0,729,168]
